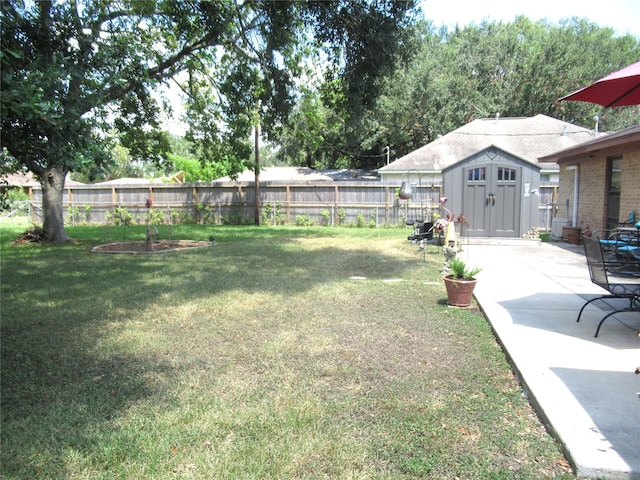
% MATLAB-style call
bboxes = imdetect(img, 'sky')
[421,0,640,37]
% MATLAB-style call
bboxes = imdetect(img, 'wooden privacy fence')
[30,181,443,227]
[29,181,559,229]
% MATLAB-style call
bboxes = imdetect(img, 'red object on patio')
[558,61,640,107]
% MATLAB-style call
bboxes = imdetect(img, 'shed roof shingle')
[379,114,597,172]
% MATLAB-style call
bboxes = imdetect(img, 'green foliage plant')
[65,206,80,225]
[4,187,29,205]
[295,214,314,227]
[448,257,482,281]
[148,208,165,226]
[320,209,331,226]
[112,206,133,227]
[83,204,91,224]
[195,203,212,224]
[221,206,249,225]
[262,203,284,226]
[338,208,346,225]
[169,208,181,225]
[262,202,274,225]
[369,210,377,228]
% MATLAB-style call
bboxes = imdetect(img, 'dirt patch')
[91,240,214,254]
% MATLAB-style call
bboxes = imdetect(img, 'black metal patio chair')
[592,227,640,274]
[577,236,640,337]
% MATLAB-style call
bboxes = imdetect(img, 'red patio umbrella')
[558,61,640,107]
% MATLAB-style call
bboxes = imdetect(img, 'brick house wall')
[577,157,607,231]
[557,149,639,233]
[543,126,640,235]
[620,150,640,221]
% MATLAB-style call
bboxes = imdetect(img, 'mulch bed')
[91,240,214,254]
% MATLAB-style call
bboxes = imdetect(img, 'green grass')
[1,223,574,479]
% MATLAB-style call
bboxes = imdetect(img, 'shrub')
[295,214,314,227]
[320,209,331,226]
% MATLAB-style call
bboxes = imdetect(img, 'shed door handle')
[486,193,495,206]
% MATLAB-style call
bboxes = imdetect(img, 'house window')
[497,167,516,182]
[467,167,486,182]
[609,158,622,192]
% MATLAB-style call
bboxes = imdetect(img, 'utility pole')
[254,123,260,225]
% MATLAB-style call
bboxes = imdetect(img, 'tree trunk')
[41,166,72,242]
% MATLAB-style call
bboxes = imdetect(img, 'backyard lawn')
[0,223,575,479]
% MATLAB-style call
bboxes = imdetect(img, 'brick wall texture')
[558,149,639,232]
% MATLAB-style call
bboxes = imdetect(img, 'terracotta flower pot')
[562,226,581,242]
[443,275,478,307]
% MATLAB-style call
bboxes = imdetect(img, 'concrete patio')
[460,241,640,479]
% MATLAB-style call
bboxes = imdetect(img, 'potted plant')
[443,257,481,307]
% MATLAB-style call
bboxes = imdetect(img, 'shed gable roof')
[379,114,596,173]
[440,146,541,173]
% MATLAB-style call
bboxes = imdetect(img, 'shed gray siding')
[442,147,541,237]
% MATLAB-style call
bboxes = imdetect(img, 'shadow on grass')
[1,341,175,477]
[1,228,438,476]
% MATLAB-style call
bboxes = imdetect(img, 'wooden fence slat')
[29,181,558,229]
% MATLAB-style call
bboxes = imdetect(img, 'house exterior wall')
[558,149,640,233]
[620,151,640,220]
[558,158,607,231]
[577,158,608,231]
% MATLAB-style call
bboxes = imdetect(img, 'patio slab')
[461,241,640,479]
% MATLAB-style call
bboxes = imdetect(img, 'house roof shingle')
[539,124,640,163]
[213,166,334,183]
[3,171,84,186]
[379,114,597,173]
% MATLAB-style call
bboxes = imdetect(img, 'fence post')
[193,185,198,222]
[333,184,339,227]
[285,185,291,224]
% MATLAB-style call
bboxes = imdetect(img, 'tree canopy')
[277,16,640,169]
[1,0,418,240]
